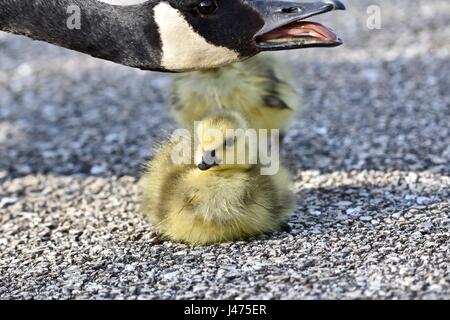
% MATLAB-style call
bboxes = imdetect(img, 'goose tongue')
[258,21,338,42]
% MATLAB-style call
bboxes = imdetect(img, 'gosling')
[140,111,295,245]
[171,54,299,137]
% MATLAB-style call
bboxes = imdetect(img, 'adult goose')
[0,0,345,72]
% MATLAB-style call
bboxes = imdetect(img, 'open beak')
[247,0,346,50]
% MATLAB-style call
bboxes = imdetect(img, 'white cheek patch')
[154,2,239,72]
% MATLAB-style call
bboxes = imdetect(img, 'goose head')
[153,0,346,71]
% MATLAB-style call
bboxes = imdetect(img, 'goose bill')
[248,0,345,50]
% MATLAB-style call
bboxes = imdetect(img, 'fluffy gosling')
[140,111,294,245]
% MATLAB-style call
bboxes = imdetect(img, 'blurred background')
[0,1,449,299]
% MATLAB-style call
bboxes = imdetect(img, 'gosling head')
[151,0,346,71]
[194,111,256,172]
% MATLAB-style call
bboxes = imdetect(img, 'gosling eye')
[225,137,235,148]
[196,0,218,16]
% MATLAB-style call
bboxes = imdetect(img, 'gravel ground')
[0,0,449,299]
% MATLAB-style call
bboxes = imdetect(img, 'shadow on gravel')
[290,182,448,232]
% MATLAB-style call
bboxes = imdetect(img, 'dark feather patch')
[156,167,186,221]
[262,69,291,110]
[171,91,183,111]
[263,94,291,110]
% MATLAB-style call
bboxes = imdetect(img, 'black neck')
[0,0,165,71]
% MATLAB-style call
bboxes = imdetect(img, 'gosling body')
[171,54,299,134]
[141,111,294,245]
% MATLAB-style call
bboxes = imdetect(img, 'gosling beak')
[248,0,346,50]
[197,160,216,171]
[197,151,219,171]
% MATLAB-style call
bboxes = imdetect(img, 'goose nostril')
[281,7,300,14]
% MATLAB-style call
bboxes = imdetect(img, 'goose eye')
[196,0,218,16]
